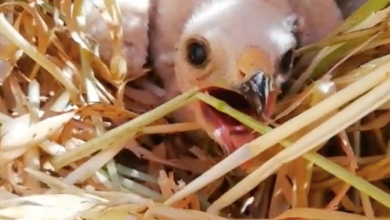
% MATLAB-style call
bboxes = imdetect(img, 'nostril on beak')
[239,70,246,79]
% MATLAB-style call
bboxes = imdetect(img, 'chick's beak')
[236,47,278,120]
[239,71,272,118]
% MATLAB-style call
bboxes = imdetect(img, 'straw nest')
[0,0,390,220]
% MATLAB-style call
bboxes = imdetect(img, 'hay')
[0,0,390,219]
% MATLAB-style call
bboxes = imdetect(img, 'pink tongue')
[229,128,257,152]
[215,124,260,174]
[216,123,257,154]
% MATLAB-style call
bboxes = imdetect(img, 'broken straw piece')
[0,111,76,165]
[0,194,100,220]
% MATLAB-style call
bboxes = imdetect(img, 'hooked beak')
[236,47,279,120]
[239,71,273,118]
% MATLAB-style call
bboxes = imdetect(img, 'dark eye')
[185,39,209,67]
[279,49,294,74]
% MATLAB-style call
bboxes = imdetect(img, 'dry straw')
[0,0,390,220]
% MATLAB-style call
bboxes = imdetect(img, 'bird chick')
[173,0,343,172]
[148,0,203,106]
[84,0,150,80]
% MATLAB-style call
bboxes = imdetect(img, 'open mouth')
[200,87,257,126]
[198,87,261,153]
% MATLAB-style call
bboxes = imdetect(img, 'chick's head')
[174,0,299,157]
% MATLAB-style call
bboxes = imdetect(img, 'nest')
[0,0,390,219]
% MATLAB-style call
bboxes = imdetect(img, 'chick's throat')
[196,86,276,154]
